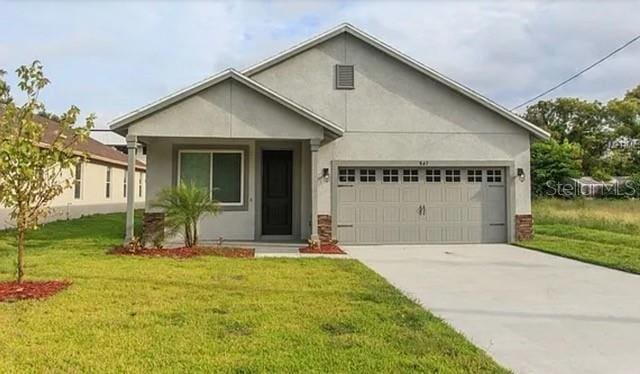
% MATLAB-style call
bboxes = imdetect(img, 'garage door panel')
[358,187,377,202]
[424,227,443,243]
[357,226,378,243]
[468,206,483,222]
[426,186,444,202]
[401,205,421,222]
[467,185,483,202]
[383,207,400,222]
[358,206,378,223]
[337,226,356,242]
[444,226,464,242]
[402,187,421,202]
[382,226,399,242]
[336,166,507,244]
[444,206,462,222]
[425,207,443,222]
[337,206,356,224]
[486,224,507,243]
[337,186,356,202]
[468,226,482,242]
[382,188,400,202]
[445,187,464,203]
[399,226,420,243]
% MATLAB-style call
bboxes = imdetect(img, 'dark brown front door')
[262,150,293,235]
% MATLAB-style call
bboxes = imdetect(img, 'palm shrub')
[152,183,220,247]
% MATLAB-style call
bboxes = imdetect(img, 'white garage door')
[336,167,507,244]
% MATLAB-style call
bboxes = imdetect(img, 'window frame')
[426,169,441,183]
[382,169,400,183]
[123,172,127,198]
[402,169,419,183]
[486,169,503,183]
[105,167,112,199]
[74,162,83,200]
[177,149,245,207]
[467,169,482,183]
[445,169,461,183]
[138,172,143,197]
[338,168,356,183]
[359,168,376,183]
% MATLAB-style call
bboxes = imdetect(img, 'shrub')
[152,183,220,247]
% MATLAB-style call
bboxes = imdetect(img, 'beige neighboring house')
[109,23,549,245]
[0,116,146,230]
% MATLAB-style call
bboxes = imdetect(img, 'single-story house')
[0,116,146,229]
[109,23,549,245]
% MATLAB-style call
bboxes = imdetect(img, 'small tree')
[0,61,94,283]
[152,183,220,247]
[531,139,582,197]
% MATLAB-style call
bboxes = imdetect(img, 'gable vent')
[335,64,354,89]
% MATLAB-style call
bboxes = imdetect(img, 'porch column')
[125,135,138,243]
[310,139,321,241]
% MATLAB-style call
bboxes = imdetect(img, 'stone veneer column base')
[143,212,165,246]
[515,214,534,241]
[317,214,332,244]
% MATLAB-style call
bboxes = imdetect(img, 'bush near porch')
[0,213,505,372]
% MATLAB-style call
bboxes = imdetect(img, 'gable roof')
[243,23,550,139]
[108,69,344,137]
[35,115,145,170]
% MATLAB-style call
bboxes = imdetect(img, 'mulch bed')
[299,244,346,255]
[110,246,255,258]
[0,280,71,302]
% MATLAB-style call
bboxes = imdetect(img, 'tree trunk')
[16,217,25,283]
[192,219,198,248]
[184,223,191,248]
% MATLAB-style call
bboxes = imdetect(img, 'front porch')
[112,70,343,245]
[125,137,324,244]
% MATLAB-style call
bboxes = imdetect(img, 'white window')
[359,169,376,183]
[445,169,461,183]
[426,169,441,183]
[487,169,502,183]
[402,169,419,182]
[338,168,356,183]
[74,163,82,199]
[138,172,143,197]
[123,173,127,198]
[105,167,112,199]
[467,169,482,183]
[382,169,399,183]
[178,150,244,206]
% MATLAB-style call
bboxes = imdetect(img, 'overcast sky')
[1,0,640,128]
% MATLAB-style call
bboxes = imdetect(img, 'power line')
[511,33,640,111]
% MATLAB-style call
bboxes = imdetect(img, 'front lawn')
[519,198,640,274]
[0,213,505,372]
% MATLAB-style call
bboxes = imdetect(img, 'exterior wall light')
[322,168,330,182]
[517,168,526,182]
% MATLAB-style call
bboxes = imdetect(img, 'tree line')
[524,84,640,196]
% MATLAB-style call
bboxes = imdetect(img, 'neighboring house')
[90,130,148,163]
[0,116,146,229]
[109,23,549,245]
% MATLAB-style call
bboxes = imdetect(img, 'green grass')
[519,198,640,274]
[0,213,505,373]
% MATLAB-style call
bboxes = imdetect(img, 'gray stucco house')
[110,23,549,245]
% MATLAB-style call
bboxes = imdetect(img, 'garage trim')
[331,160,516,244]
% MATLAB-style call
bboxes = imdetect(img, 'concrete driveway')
[346,244,640,374]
